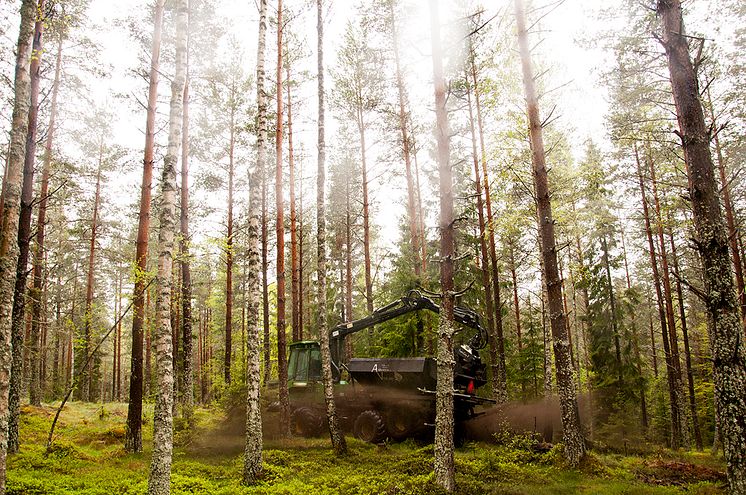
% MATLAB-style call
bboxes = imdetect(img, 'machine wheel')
[353,410,387,443]
[290,407,323,438]
[386,408,416,440]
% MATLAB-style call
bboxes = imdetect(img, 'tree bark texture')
[657,1,746,490]
[82,156,103,401]
[648,154,689,447]
[127,0,165,453]
[668,224,703,449]
[27,7,48,407]
[180,46,194,419]
[635,145,681,448]
[317,0,347,456]
[430,2,455,490]
[225,102,235,386]
[388,0,420,278]
[275,0,289,435]
[288,62,300,344]
[465,72,504,402]
[470,51,507,403]
[7,2,42,457]
[147,0,187,492]
[515,0,585,466]
[243,0,267,483]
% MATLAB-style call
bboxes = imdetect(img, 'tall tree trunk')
[465,70,503,402]
[243,0,267,483]
[358,111,374,339]
[316,0,347,456]
[648,151,688,447]
[344,174,353,361]
[261,145,270,387]
[388,0,420,277]
[658,3,746,489]
[147,0,187,492]
[287,62,300,344]
[7,2,43,457]
[413,148,427,277]
[30,21,59,408]
[126,0,165,453]
[298,157,305,341]
[620,230,649,429]
[430,2,455,490]
[470,49,507,402]
[515,0,584,465]
[116,269,123,400]
[509,242,526,401]
[82,153,103,402]
[225,102,235,386]
[601,235,622,383]
[634,144,681,448]
[707,89,746,328]
[274,0,289,435]
[145,288,152,396]
[667,223,703,449]
[179,33,193,420]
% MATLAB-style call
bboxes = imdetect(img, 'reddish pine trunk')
[667,224,703,449]
[413,150,427,277]
[275,0,289,433]
[515,0,584,465]
[287,62,300,344]
[658,2,746,488]
[180,55,193,416]
[344,175,353,360]
[647,151,687,446]
[708,89,746,329]
[298,157,304,340]
[30,27,60,407]
[126,0,165,453]
[358,111,374,328]
[225,107,235,386]
[634,145,681,448]
[470,51,507,397]
[465,70,504,402]
[388,0,420,276]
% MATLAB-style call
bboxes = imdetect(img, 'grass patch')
[6,403,726,494]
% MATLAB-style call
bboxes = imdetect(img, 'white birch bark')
[147,0,187,493]
[316,0,347,456]
[243,0,267,484]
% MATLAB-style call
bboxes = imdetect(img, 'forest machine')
[285,290,495,443]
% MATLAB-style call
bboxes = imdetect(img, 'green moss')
[6,403,727,495]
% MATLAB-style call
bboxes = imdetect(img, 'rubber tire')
[386,408,415,440]
[290,407,322,438]
[353,410,387,443]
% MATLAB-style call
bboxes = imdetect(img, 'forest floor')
[6,402,726,494]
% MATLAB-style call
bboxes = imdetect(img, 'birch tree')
[147,0,188,492]
[317,0,347,456]
[243,0,267,484]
